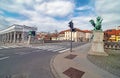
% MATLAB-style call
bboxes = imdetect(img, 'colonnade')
[0,31,23,43]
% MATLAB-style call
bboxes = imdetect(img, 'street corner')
[50,51,81,78]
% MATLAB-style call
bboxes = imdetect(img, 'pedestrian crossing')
[0,45,70,53]
[30,45,69,53]
[0,45,23,50]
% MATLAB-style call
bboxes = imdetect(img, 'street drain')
[63,67,85,78]
[65,54,77,59]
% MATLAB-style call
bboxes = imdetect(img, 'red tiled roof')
[59,28,84,34]
[82,30,92,33]
[104,29,120,36]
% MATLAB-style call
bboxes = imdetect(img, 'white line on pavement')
[53,47,66,52]
[0,56,9,60]
[59,48,69,53]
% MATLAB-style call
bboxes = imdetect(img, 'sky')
[0,0,120,32]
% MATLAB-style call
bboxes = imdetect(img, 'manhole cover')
[65,54,77,59]
[63,67,85,78]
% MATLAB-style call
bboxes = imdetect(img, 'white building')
[64,28,86,42]
[0,24,37,44]
[58,28,92,42]
[84,30,93,41]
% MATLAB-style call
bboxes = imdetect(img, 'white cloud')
[95,0,120,30]
[0,0,94,32]
[72,16,95,30]
[0,0,75,32]
[76,5,93,11]
[0,16,10,29]
[34,1,74,17]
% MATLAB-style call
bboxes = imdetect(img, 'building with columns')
[0,24,37,44]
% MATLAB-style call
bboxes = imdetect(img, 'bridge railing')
[104,42,120,50]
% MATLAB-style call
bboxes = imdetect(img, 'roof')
[82,30,92,33]
[0,24,37,34]
[104,29,120,35]
[59,28,85,34]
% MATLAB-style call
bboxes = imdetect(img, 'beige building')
[64,28,86,42]
[58,28,92,42]
[84,30,93,42]
[58,30,65,40]
[0,24,37,44]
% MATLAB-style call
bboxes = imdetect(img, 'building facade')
[0,24,37,44]
[104,28,120,42]
[58,28,92,42]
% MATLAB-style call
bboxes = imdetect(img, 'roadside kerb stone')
[50,43,119,78]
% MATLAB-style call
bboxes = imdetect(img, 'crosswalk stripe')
[0,46,22,49]
[52,47,66,52]
[29,45,69,53]
[0,56,9,60]
[59,48,69,53]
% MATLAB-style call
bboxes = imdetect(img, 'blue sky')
[0,0,120,32]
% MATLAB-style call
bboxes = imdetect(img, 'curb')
[50,43,89,78]
[50,55,61,78]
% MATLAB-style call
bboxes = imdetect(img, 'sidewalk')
[51,43,119,78]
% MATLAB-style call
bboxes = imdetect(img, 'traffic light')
[29,31,36,36]
[68,21,73,29]
[72,28,76,32]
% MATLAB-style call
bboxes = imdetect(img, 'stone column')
[3,34,5,44]
[22,32,24,43]
[17,33,19,43]
[5,33,7,43]
[8,33,10,43]
[7,33,9,43]
[0,35,1,43]
[16,32,18,43]
[13,31,16,43]
[1,34,3,42]
[9,32,12,43]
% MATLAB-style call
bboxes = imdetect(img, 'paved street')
[0,42,86,78]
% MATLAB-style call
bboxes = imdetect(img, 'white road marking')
[0,56,9,60]
[15,52,29,55]
[59,48,69,53]
[1,46,9,48]
[53,47,66,52]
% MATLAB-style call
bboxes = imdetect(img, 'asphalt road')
[0,42,87,78]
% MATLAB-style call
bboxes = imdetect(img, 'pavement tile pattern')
[63,67,85,78]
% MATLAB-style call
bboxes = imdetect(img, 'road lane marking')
[0,56,9,60]
[59,48,69,53]
[53,47,66,52]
